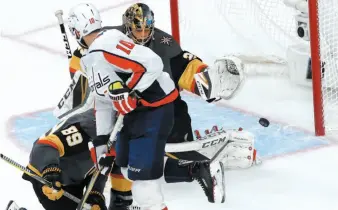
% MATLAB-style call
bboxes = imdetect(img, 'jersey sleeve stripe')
[140,88,178,107]
[37,134,65,157]
[100,50,146,89]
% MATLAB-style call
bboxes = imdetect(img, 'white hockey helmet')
[68,3,102,48]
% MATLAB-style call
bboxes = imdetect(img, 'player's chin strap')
[194,56,245,101]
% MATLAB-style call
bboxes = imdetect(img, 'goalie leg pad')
[214,130,260,169]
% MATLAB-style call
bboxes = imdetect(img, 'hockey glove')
[88,135,116,175]
[108,81,137,115]
[87,191,107,210]
[41,165,64,201]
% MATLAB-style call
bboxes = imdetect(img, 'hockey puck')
[259,118,270,127]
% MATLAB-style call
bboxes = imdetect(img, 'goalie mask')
[68,3,102,48]
[123,3,155,45]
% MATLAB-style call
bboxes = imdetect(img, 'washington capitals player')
[66,3,227,210]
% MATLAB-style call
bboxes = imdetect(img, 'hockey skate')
[189,161,225,203]
[6,201,27,210]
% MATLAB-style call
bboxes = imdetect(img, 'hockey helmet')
[68,3,102,48]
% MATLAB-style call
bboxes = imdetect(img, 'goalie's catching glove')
[194,56,244,100]
[108,81,137,115]
[41,165,63,201]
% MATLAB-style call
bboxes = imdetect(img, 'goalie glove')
[194,56,244,100]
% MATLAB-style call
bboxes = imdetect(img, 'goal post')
[308,0,325,136]
[170,0,180,44]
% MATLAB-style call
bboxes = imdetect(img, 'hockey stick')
[76,169,101,210]
[0,153,92,210]
[55,10,72,61]
[76,114,125,210]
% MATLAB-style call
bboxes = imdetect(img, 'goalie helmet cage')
[169,0,338,136]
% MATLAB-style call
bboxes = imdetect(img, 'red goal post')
[308,0,324,136]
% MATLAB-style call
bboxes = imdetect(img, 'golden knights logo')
[160,36,172,46]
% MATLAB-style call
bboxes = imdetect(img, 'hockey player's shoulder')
[89,29,127,52]
[102,25,124,33]
[154,28,178,47]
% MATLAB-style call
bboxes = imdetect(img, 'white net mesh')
[318,0,338,132]
[215,0,301,58]
[171,1,303,78]
[176,0,304,69]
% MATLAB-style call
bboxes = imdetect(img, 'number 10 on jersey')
[116,40,135,55]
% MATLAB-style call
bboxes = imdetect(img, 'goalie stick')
[0,154,92,210]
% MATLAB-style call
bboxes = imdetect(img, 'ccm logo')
[202,136,227,148]
[57,78,76,108]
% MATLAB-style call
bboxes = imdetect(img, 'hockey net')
[166,0,338,135]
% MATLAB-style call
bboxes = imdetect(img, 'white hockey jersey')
[80,29,178,135]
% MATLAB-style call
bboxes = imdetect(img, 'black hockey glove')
[87,191,107,210]
[88,135,116,175]
[41,164,63,201]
